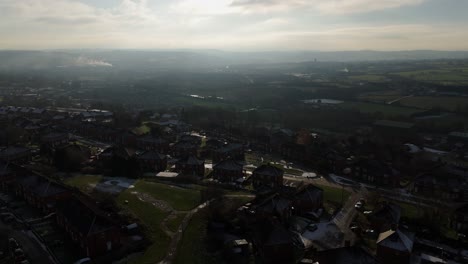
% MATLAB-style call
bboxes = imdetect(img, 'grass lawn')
[396,70,468,84]
[396,202,425,219]
[348,74,387,82]
[271,163,303,176]
[116,190,171,264]
[398,96,468,111]
[340,101,422,117]
[134,180,201,211]
[315,184,350,205]
[132,124,151,135]
[173,209,222,264]
[167,213,187,233]
[63,174,103,192]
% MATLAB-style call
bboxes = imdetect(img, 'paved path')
[158,201,211,264]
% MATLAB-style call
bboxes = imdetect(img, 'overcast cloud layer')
[0,0,467,50]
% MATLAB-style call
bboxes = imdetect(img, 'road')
[0,220,55,264]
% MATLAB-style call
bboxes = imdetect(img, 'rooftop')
[374,120,414,129]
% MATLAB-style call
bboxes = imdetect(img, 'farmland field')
[395,69,468,84]
[398,96,468,111]
[348,74,387,82]
[340,101,422,117]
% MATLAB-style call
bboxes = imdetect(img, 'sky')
[0,0,468,51]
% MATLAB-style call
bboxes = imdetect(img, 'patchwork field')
[340,101,422,117]
[398,96,468,111]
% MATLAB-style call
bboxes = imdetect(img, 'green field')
[134,181,201,211]
[173,209,221,264]
[63,174,103,192]
[396,69,468,84]
[348,74,387,82]
[166,213,187,233]
[117,190,171,264]
[132,124,151,135]
[340,101,422,117]
[316,184,351,205]
[398,96,468,111]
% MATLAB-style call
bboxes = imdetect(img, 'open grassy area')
[62,174,103,192]
[173,209,221,264]
[116,190,171,264]
[271,163,303,176]
[134,181,201,211]
[132,124,151,135]
[167,213,187,233]
[340,101,422,117]
[396,202,425,219]
[396,69,468,84]
[348,74,387,82]
[398,96,468,111]
[315,184,351,205]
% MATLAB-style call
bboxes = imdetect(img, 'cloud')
[230,0,426,14]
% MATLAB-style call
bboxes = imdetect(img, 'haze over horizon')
[1,0,468,51]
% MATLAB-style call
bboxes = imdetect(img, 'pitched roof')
[138,150,166,161]
[305,246,375,264]
[374,120,414,129]
[56,195,117,235]
[214,159,243,171]
[17,174,69,198]
[255,194,291,216]
[253,164,283,177]
[176,155,204,166]
[377,229,414,252]
[295,185,323,201]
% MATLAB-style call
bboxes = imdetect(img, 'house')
[373,120,415,138]
[213,159,244,183]
[137,150,167,173]
[172,141,198,158]
[448,132,468,145]
[212,143,244,163]
[223,239,250,263]
[15,174,72,213]
[252,194,292,223]
[252,164,284,190]
[376,229,414,264]
[0,162,15,190]
[53,144,91,171]
[451,204,468,233]
[136,135,169,154]
[175,155,205,177]
[252,223,295,264]
[302,246,375,264]
[40,132,69,147]
[369,202,401,232]
[351,158,400,187]
[99,146,139,177]
[292,184,324,215]
[412,173,465,202]
[55,195,121,257]
[0,146,31,164]
[178,134,202,146]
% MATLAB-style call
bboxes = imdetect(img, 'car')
[307,224,318,232]
[354,201,363,209]
[74,257,91,264]
[458,233,467,239]
[8,238,19,249]
[365,229,374,234]
[363,210,373,214]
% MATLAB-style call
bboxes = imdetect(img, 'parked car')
[8,238,20,249]
[354,201,363,209]
[307,224,318,232]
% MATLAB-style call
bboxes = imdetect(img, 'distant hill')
[1,50,468,70]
